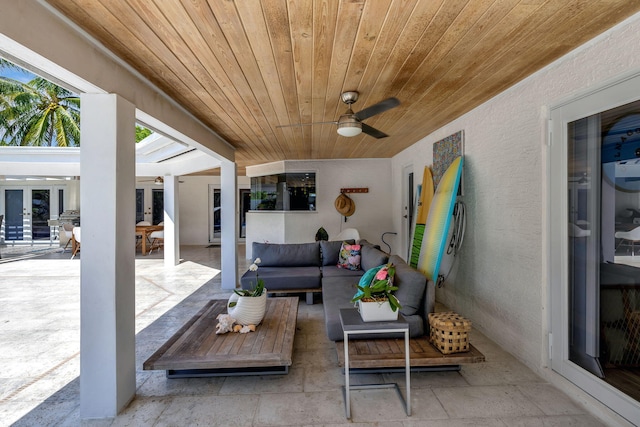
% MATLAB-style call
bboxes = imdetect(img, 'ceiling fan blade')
[277,121,337,128]
[354,97,400,121]
[362,123,389,139]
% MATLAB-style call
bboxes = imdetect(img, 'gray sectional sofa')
[241,241,324,304]
[241,240,434,341]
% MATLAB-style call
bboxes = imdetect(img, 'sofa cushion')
[388,255,427,316]
[322,276,425,341]
[252,242,321,267]
[358,239,382,250]
[361,244,389,271]
[320,239,355,266]
[322,277,359,340]
[322,265,364,278]
[240,266,321,291]
[337,242,361,270]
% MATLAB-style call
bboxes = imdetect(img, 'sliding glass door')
[550,73,640,423]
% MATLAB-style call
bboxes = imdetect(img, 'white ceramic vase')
[227,288,267,325]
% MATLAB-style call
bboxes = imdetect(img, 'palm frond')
[0,73,80,146]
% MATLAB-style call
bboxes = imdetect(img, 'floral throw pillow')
[337,242,361,270]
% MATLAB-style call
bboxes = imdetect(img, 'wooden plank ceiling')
[45,0,640,174]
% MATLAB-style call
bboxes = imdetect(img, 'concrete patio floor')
[0,244,608,426]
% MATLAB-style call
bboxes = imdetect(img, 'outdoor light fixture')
[337,120,362,137]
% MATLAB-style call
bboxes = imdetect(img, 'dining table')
[136,224,164,255]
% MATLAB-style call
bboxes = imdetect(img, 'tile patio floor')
[0,244,609,426]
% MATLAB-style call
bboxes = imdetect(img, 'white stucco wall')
[245,159,394,258]
[392,12,640,376]
[178,175,250,245]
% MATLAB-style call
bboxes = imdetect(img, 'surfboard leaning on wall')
[408,166,434,268]
[417,156,464,283]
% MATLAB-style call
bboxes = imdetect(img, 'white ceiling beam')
[0,0,235,163]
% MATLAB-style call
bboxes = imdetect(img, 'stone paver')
[0,244,607,426]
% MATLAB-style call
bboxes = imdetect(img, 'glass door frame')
[1,184,65,244]
[549,70,640,423]
[209,185,221,244]
[208,185,251,243]
[403,165,414,260]
[136,185,164,225]
[1,187,29,243]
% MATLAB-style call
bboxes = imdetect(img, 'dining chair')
[71,227,81,259]
[335,228,360,242]
[148,230,164,254]
[60,223,75,251]
[136,221,152,250]
[615,225,640,256]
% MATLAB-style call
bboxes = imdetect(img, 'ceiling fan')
[278,91,400,138]
[138,176,184,185]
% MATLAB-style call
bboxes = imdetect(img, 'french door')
[2,187,56,243]
[209,187,221,243]
[208,186,250,243]
[550,72,640,423]
[136,186,164,225]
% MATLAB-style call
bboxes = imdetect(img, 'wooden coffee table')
[143,296,299,377]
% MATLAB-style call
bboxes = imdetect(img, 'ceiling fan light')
[154,176,164,185]
[337,122,362,137]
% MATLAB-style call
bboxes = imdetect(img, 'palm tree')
[0,59,80,147]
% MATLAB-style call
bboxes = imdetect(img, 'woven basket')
[428,312,472,354]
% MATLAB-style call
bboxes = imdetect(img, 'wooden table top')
[336,335,485,369]
[143,297,299,372]
[135,224,163,232]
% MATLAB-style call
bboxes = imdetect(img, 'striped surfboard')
[417,156,463,282]
[409,166,434,268]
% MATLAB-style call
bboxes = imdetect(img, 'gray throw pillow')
[358,239,382,250]
[361,245,389,271]
[320,239,355,266]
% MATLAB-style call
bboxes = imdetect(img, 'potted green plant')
[351,263,401,321]
[315,226,329,241]
[228,258,267,325]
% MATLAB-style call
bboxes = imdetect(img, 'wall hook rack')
[340,188,369,194]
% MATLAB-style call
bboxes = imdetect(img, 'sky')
[1,67,35,83]
[0,56,36,83]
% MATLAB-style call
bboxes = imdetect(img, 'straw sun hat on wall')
[334,193,356,217]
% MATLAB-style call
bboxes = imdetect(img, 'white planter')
[357,300,399,322]
[227,288,267,325]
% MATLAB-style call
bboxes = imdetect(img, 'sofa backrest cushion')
[389,254,427,316]
[361,245,389,271]
[320,239,355,266]
[252,242,321,267]
[358,239,382,250]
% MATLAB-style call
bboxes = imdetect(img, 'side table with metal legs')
[339,308,411,419]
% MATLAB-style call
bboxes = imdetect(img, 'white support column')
[221,160,238,290]
[79,94,136,419]
[163,176,180,266]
